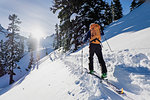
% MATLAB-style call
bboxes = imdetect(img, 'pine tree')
[51,0,113,51]
[18,36,25,59]
[130,0,145,11]
[138,0,145,6]
[0,60,3,77]
[26,34,36,71]
[53,24,60,49]
[113,0,123,20]
[51,0,79,51]
[0,40,5,76]
[5,14,21,84]
[0,60,4,77]
[27,51,34,71]
[70,0,107,50]
[104,2,112,26]
[130,0,138,11]
[0,40,7,75]
[72,0,111,50]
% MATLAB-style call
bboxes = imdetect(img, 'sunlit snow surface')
[1,2,150,100]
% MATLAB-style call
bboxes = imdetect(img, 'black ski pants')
[89,43,107,74]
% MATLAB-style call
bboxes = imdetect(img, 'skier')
[82,23,107,79]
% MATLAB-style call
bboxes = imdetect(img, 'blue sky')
[0,0,132,38]
[0,0,59,38]
[106,0,132,15]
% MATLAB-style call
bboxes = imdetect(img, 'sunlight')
[32,33,42,50]
[30,24,45,40]
[30,27,45,51]
[31,32,44,42]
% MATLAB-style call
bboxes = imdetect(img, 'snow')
[70,13,80,22]
[1,2,150,100]
[0,25,55,88]
[40,34,55,49]
[0,48,53,88]
[0,24,7,41]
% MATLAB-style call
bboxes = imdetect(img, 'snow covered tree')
[130,0,145,11]
[26,34,35,71]
[0,40,6,77]
[0,60,4,77]
[5,14,21,84]
[70,0,109,50]
[53,24,61,49]
[0,40,8,77]
[51,0,78,51]
[51,0,113,51]
[104,2,112,26]
[27,51,34,71]
[0,60,3,77]
[113,0,123,20]
[14,35,25,61]
[18,36,25,59]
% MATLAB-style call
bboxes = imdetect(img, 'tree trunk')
[9,70,14,85]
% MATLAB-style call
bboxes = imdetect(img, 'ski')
[88,72,124,95]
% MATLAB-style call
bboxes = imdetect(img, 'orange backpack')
[90,23,101,44]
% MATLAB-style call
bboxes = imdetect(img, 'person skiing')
[83,23,107,79]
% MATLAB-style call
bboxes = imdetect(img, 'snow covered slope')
[1,2,150,100]
[40,34,55,49]
[0,25,55,88]
[103,2,150,50]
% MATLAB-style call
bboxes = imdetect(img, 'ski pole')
[104,35,113,52]
[81,47,83,74]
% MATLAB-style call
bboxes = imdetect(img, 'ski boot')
[89,70,95,74]
[101,73,107,79]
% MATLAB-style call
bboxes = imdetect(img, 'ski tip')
[121,88,124,94]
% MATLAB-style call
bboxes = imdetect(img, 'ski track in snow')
[62,48,150,100]
[1,47,150,100]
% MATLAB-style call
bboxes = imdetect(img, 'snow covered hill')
[40,34,55,49]
[103,1,150,50]
[1,2,150,100]
[0,25,55,88]
[0,24,7,41]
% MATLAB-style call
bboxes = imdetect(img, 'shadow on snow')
[113,64,150,94]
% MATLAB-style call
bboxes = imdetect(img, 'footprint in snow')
[75,80,80,85]
[132,53,148,64]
